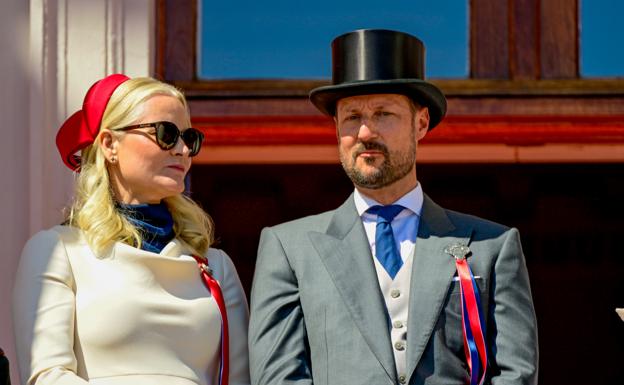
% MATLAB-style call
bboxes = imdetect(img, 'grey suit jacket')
[249,194,538,385]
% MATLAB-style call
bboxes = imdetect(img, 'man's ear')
[98,129,119,162]
[414,107,430,140]
[334,116,340,141]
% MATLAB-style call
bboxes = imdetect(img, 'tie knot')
[368,205,404,223]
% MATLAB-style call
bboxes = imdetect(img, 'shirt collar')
[354,183,424,217]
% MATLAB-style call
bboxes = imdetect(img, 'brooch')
[200,262,214,277]
[444,243,471,260]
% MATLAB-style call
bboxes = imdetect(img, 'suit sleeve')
[217,249,251,385]
[488,228,539,385]
[248,227,313,385]
[12,230,89,385]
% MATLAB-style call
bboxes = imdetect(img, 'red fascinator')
[56,74,130,171]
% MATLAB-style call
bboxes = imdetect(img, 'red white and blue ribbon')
[446,244,488,385]
[193,255,230,385]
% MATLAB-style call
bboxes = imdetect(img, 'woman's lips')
[166,164,186,172]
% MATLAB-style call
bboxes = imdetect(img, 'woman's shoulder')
[24,225,69,247]
[205,247,230,267]
[25,225,85,247]
[21,225,90,261]
[18,226,86,283]
[203,247,247,305]
[204,247,239,278]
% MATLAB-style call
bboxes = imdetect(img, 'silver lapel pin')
[200,262,214,277]
[444,243,471,260]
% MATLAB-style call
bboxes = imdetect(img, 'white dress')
[13,225,250,385]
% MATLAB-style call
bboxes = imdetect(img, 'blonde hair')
[66,77,214,257]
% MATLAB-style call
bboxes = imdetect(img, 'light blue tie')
[368,205,404,279]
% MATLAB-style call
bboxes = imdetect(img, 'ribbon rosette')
[445,244,488,385]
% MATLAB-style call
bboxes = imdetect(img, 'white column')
[0,0,31,381]
[2,1,155,383]
[30,0,155,233]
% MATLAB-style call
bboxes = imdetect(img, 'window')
[198,0,468,79]
[580,0,624,77]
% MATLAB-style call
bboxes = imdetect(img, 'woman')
[13,74,249,385]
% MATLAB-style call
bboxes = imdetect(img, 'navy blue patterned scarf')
[118,202,175,253]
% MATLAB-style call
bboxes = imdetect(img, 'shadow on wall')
[0,1,33,385]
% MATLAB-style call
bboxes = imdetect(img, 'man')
[249,29,538,385]
[0,348,10,385]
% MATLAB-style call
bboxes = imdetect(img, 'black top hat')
[309,29,447,130]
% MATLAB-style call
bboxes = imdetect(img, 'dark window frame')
[157,0,624,91]
[156,0,624,149]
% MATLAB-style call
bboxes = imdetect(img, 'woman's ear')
[99,129,119,164]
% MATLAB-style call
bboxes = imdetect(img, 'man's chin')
[354,182,385,190]
[354,163,383,175]
[349,169,387,189]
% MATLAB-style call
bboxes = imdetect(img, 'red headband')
[56,73,130,171]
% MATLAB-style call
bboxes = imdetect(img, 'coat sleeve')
[248,227,313,385]
[488,228,539,385]
[12,230,89,385]
[215,249,251,385]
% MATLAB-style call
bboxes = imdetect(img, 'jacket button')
[394,341,405,351]
[390,289,401,298]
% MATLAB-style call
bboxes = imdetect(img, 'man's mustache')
[353,141,389,159]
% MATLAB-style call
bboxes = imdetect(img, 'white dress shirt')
[354,184,424,383]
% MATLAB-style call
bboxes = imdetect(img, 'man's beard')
[340,138,416,190]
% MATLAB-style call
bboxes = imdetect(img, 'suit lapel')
[308,195,397,383]
[405,195,473,380]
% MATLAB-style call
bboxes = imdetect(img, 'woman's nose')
[171,136,191,157]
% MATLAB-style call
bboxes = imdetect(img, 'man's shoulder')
[269,207,337,235]
[443,207,512,237]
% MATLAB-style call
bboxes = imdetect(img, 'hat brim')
[309,79,447,130]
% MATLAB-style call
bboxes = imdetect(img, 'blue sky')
[198,0,623,80]
[198,0,468,79]
[580,0,624,77]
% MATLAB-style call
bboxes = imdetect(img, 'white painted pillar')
[2,1,155,383]
[30,0,155,234]
[0,0,31,381]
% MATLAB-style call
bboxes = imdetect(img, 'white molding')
[121,0,155,76]
[0,0,155,378]
[28,0,155,233]
[106,0,125,74]
[0,1,32,383]
[2,2,155,383]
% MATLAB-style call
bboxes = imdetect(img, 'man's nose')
[357,119,378,141]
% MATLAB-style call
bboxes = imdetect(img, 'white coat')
[13,225,250,385]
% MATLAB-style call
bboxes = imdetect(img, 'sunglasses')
[116,121,204,157]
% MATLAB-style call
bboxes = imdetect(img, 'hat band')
[56,74,130,171]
